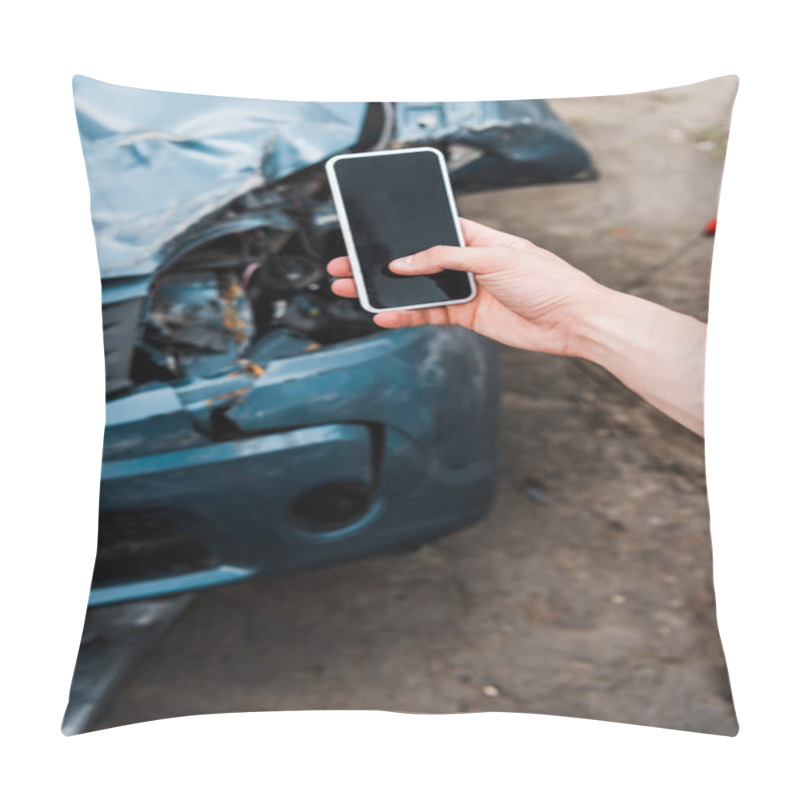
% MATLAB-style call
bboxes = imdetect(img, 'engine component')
[246,253,326,291]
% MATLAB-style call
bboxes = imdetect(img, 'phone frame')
[326,146,477,314]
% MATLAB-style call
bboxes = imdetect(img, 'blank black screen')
[333,150,473,310]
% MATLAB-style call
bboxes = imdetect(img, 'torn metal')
[62,595,193,735]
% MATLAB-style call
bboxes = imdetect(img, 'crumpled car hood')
[75,76,594,284]
[74,75,368,280]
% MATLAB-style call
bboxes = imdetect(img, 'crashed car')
[65,77,595,733]
[75,77,595,607]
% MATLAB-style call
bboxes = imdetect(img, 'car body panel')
[94,326,499,605]
[74,75,369,282]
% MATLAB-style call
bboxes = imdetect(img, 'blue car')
[75,77,595,607]
[65,77,595,733]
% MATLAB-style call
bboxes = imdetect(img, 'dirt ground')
[94,77,739,735]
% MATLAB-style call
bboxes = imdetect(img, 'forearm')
[568,286,707,436]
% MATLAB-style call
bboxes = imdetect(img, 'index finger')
[327,256,353,278]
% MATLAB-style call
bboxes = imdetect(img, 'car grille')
[92,510,219,586]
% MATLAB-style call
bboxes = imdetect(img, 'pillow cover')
[65,75,738,736]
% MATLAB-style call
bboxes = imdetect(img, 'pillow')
[64,74,738,736]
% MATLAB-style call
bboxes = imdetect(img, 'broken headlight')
[142,270,255,379]
[134,222,375,385]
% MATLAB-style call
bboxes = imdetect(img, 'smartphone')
[326,147,476,313]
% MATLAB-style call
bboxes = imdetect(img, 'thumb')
[389,245,507,276]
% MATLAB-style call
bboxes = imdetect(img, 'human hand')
[326,217,604,356]
[327,216,706,434]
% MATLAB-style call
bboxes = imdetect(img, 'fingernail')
[390,256,412,271]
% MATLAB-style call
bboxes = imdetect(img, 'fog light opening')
[290,481,373,532]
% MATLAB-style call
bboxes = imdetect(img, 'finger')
[459,217,537,251]
[327,257,353,278]
[330,278,358,298]
[389,245,506,276]
[373,309,437,328]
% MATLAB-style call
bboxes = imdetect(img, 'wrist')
[564,284,646,364]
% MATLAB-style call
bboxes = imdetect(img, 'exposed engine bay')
[87,95,596,394]
[133,174,373,385]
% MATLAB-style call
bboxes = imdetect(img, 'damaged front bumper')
[94,325,499,606]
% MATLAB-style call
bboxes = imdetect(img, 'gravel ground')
[93,76,739,736]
